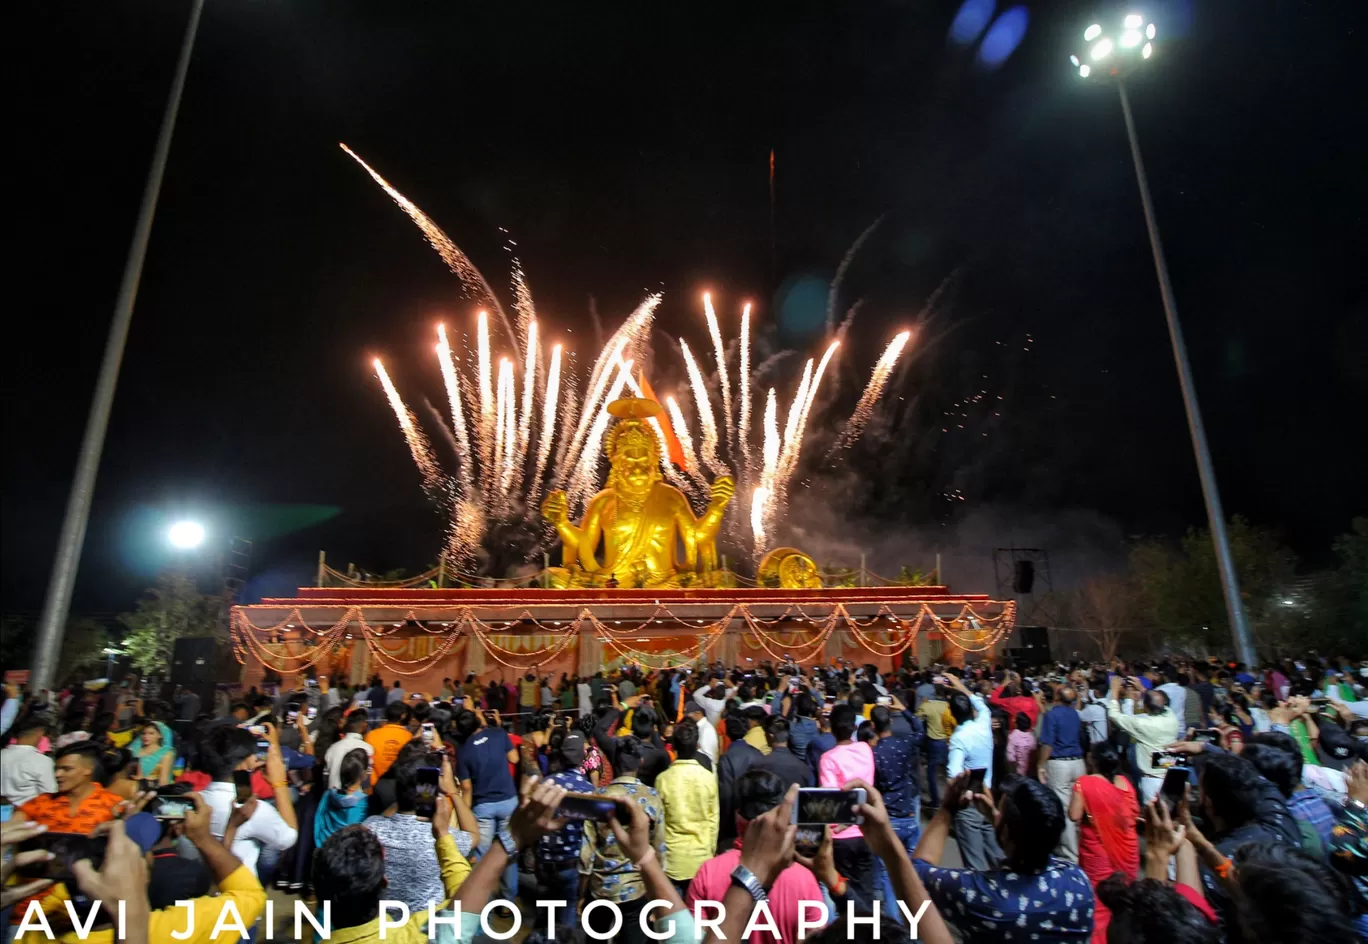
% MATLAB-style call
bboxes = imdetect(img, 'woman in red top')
[989,671,1043,728]
[1069,741,1140,943]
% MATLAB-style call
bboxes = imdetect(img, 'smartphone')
[793,787,867,826]
[245,724,267,737]
[1151,750,1187,769]
[877,696,893,706]
[255,739,270,759]
[306,706,318,720]
[154,798,192,820]
[421,722,435,744]
[1191,728,1221,744]
[413,766,440,820]
[0,801,13,825]
[357,699,371,709]
[555,792,619,822]
[17,834,108,884]
[1160,766,1190,812]
[795,826,823,857]
[967,767,987,794]
[233,769,254,804]
[306,679,317,688]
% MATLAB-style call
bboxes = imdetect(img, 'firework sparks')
[703,292,734,458]
[476,310,495,472]
[531,343,563,498]
[782,340,840,482]
[373,358,444,495]
[435,324,474,493]
[738,302,753,485]
[754,388,780,550]
[680,339,724,475]
[841,330,913,448]
[559,296,659,482]
[751,486,768,558]
[500,359,518,495]
[568,358,634,507]
[339,143,519,353]
[665,395,706,487]
[516,319,538,478]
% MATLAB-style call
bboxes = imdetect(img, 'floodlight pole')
[1116,79,1256,666]
[30,0,205,693]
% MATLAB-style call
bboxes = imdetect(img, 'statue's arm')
[541,491,584,565]
[694,475,735,541]
[674,495,700,569]
[579,496,605,572]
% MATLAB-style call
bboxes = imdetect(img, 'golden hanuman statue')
[540,398,735,588]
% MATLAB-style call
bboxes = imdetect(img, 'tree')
[0,616,111,684]
[1128,516,1300,657]
[1317,517,1368,654]
[1062,573,1140,663]
[118,573,222,676]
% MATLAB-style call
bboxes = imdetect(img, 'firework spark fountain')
[435,325,474,493]
[738,303,753,484]
[340,144,519,353]
[530,343,563,499]
[703,293,734,457]
[679,339,724,475]
[516,319,538,476]
[373,359,444,496]
[354,151,916,571]
[840,330,913,449]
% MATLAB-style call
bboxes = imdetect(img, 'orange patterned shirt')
[20,785,123,833]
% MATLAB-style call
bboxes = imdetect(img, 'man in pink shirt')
[687,769,823,944]
[817,704,876,901]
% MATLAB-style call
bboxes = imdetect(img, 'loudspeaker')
[1012,560,1035,594]
[1020,625,1050,649]
[170,637,229,717]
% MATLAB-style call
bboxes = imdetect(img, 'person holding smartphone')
[196,722,297,879]
[361,752,477,916]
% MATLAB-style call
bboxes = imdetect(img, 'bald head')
[1057,685,1077,706]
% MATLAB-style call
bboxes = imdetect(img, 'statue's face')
[611,427,657,492]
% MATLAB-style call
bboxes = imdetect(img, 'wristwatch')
[730,864,768,902]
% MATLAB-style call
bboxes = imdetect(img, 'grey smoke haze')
[780,500,1128,597]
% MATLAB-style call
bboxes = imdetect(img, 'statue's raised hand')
[541,490,569,525]
[709,475,736,509]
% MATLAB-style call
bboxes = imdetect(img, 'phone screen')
[255,739,270,759]
[414,766,440,819]
[421,722,435,743]
[1191,728,1220,744]
[794,788,866,825]
[555,793,618,822]
[0,802,13,825]
[1161,766,1190,811]
[1151,750,1187,769]
[794,826,823,857]
[306,706,318,720]
[967,767,987,794]
[233,769,254,803]
[154,798,192,820]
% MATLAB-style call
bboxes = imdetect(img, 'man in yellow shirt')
[310,796,471,943]
[741,706,772,756]
[916,685,954,812]
[15,793,266,944]
[652,720,719,895]
[365,701,414,782]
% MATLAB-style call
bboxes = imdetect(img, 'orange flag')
[637,371,687,468]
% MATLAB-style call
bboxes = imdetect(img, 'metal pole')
[1116,80,1256,666]
[30,0,206,693]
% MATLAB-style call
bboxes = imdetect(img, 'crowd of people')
[1,652,1366,943]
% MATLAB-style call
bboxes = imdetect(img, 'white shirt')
[0,744,57,807]
[947,693,996,788]
[1157,683,1186,721]
[1076,702,1108,745]
[577,682,593,718]
[324,732,374,790]
[694,715,720,764]
[202,781,298,876]
[692,687,735,728]
[387,688,407,704]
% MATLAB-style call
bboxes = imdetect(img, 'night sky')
[6,0,1364,616]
